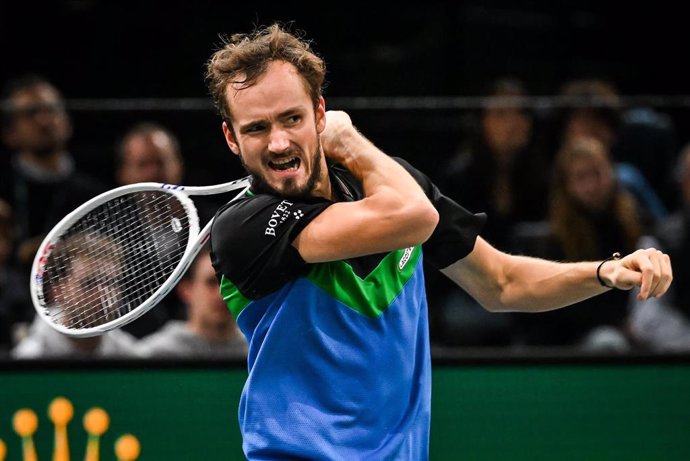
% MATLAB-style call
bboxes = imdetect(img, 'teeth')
[270,157,299,171]
[273,157,296,165]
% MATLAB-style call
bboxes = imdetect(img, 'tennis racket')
[30,176,251,337]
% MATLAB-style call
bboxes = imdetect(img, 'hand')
[320,110,355,164]
[602,248,673,300]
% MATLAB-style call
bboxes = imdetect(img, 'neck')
[312,158,335,200]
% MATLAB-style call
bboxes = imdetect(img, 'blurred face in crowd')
[481,101,532,161]
[52,253,124,329]
[563,110,616,151]
[222,61,327,199]
[178,253,234,333]
[564,139,615,212]
[2,83,72,157]
[117,130,183,185]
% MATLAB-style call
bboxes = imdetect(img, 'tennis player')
[205,24,673,460]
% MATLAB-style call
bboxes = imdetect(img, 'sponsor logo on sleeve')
[264,200,295,237]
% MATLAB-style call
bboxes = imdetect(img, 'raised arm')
[293,111,439,262]
[441,236,673,312]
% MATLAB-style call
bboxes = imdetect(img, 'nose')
[268,126,290,153]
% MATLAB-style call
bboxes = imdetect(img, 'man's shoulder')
[214,193,287,226]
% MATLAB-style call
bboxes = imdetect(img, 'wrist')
[596,252,621,289]
[327,127,373,171]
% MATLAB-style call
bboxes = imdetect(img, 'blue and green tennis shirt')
[210,158,485,460]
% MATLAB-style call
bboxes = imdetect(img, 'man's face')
[180,255,232,328]
[118,131,183,185]
[3,83,72,156]
[56,255,123,328]
[222,61,327,198]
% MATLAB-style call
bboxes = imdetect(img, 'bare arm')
[441,237,673,312]
[293,111,439,262]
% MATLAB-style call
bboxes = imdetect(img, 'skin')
[177,254,240,342]
[565,154,615,213]
[219,60,672,311]
[482,105,532,163]
[2,83,73,265]
[221,60,439,263]
[117,130,183,185]
[2,83,72,170]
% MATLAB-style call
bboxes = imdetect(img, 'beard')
[239,138,323,200]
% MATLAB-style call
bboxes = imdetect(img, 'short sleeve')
[394,157,487,269]
[210,194,330,299]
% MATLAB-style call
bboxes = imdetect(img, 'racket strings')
[41,191,192,330]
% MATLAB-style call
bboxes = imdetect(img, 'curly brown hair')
[205,23,326,126]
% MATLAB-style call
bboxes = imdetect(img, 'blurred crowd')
[0,75,247,360]
[1,73,689,359]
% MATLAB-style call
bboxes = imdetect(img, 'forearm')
[295,112,439,263]
[495,255,610,312]
[323,114,438,247]
[444,238,671,313]
[442,238,611,313]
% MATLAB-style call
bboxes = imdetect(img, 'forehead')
[225,61,312,123]
[11,83,61,106]
[124,131,175,156]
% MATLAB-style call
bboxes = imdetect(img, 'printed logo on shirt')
[398,247,414,271]
[264,200,295,237]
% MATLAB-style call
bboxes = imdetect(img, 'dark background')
[2,0,689,185]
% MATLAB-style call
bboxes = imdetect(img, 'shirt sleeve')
[394,157,487,269]
[210,194,331,299]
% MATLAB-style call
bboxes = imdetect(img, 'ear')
[222,121,240,155]
[315,97,326,134]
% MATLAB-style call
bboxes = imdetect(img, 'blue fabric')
[616,162,667,220]
[236,256,431,460]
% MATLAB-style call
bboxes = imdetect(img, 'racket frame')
[30,177,250,337]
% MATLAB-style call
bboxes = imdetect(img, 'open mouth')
[268,157,301,172]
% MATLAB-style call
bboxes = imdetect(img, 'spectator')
[438,77,549,250]
[0,74,107,272]
[11,317,139,359]
[0,199,31,353]
[116,121,184,186]
[114,121,187,337]
[136,246,247,359]
[630,143,690,351]
[11,232,139,359]
[510,136,644,350]
[553,78,668,224]
[430,77,547,346]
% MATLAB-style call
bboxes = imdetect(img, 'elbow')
[421,202,440,240]
[482,300,510,313]
[406,199,439,245]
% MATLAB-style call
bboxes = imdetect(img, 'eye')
[244,123,266,134]
[285,114,301,125]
